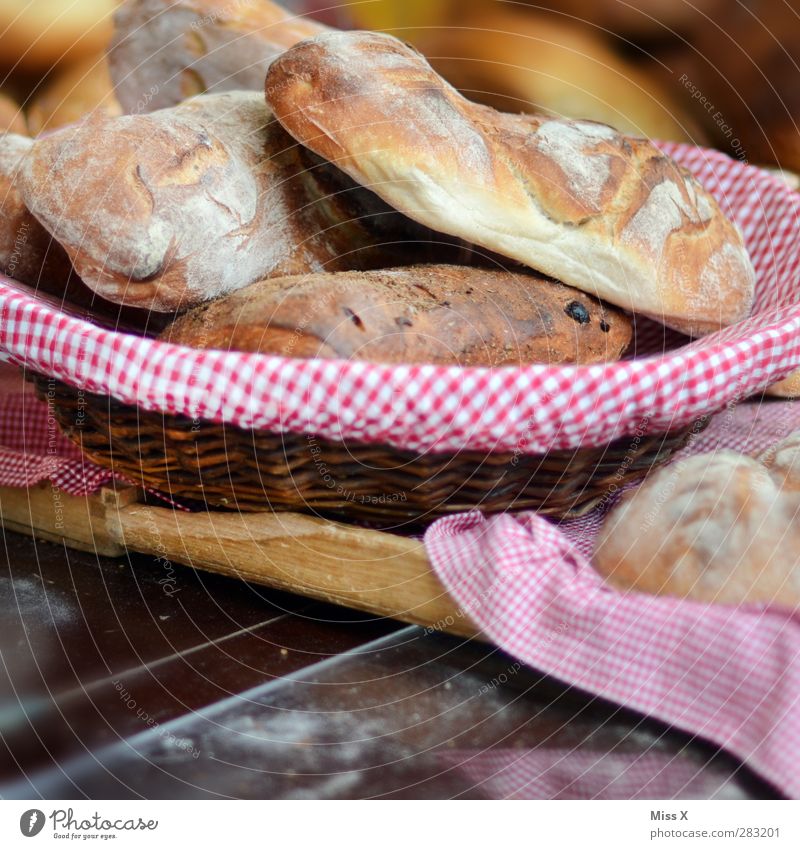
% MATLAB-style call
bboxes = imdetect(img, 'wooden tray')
[0,482,478,638]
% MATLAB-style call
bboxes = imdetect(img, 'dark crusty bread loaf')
[1,132,162,327]
[159,265,632,366]
[110,0,330,113]
[19,91,439,312]
[265,31,755,337]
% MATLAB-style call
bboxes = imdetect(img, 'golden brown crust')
[265,31,754,336]
[110,0,330,113]
[593,451,800,607]
[18,92,435,312]
[159,264,632,366]
[27,53,122,136]
[0,94,27,136]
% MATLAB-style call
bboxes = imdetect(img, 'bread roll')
[160,265,632,366]
[411,7,701,143]
[593,451,800,607]
[110,0,329,114]
[0,133,74,289]
[19,91,441,312]
[0,0,116,71]
[759,431,800,494]
[0,94,27,136]
[265,31,754,336]
[766,369,800,399]
[27,53,122,135]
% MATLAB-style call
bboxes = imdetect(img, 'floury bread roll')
[0,134,75,289]
[766,369,800,399]
[593,451,800,607]
[19,92,434,312]
[160,265,633,366]
[759,431,800,494]
[265,31,755,337]
[109,0,330,113]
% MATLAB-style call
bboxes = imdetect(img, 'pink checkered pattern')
[0,365,117,494]
[0,145,799,454]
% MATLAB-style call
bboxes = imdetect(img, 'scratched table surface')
[0,525,779,800]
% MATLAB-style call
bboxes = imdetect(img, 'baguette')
[265,31,755,337]
[159,264,632,366]
[19,91,436,312]
[110,0,330,114]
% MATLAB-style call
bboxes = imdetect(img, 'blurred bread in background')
[108,0,330,114]
[408,6,702,142]
[529,0,725,39]
[27,52,121,134]
[0,94,28,135]
[653,0,800,173]
[0,0,118,71]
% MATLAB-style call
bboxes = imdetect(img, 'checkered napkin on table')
[0,363,117,493]
[2,143,800,797]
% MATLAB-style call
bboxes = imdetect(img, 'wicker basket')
[35,374,707,525]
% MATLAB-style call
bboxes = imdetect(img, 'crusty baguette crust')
[265,31,755,336]
[19,91,431,312]
[159,264,632,366]
[110,0,330,113]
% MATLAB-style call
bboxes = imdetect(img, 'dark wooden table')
[0,527,778,799]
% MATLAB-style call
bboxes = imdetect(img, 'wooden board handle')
[109,504,479,638]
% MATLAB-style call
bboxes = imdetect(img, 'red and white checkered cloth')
[2,144,800,798]
[425,456,800,799]
[0,364,117,493]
